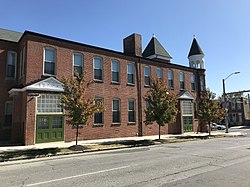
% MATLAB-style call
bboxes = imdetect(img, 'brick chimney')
[123,33,142,56]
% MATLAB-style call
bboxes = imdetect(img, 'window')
[94,98,103,124]
[4,101,13,127]
[182,101,192,116]
[180,72,185,90]
[200,75,205,91]
[144,66,151,86]
[128,99,135,123]
[112,60,119,82]
[44,48,56,75]
[191,73,196,91]
[157,68,163,79]
[127,63,134,84]
[168,70,174,89]
[19,46,26,78]
[6,51,16,78]
[112,99,120,123]
[73,53,83,76]
[94,57,103,81]
[52,116,63,128]
[37,94,63,113]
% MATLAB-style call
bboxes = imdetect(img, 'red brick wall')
[0,40,19,141]
[1,33,205,145]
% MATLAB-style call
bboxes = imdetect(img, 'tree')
[61,74,104,145]
[144,79,178,139]
[197,88,225,135]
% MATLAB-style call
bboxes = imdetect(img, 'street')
[1,128,250,187]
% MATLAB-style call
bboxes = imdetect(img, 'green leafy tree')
[144,79,178,139]
[197,88,225,135]
[61,74,104,145]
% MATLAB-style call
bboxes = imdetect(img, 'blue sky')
[1,0,250,97]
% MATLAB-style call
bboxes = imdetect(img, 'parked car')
[211,123,226,130]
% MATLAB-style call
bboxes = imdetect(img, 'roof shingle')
[0,28,23,42]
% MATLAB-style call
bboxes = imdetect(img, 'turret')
[188,36,205,69]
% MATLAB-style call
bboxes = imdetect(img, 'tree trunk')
[76,124,79,145]
[159,124,161,140]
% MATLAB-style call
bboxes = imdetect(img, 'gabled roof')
[8,77,64,96]
[177,90,194,100]
[0,28,23,42]
[142,36,172,60]
[188,37,204,57]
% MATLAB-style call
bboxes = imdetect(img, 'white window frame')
[36,94,63,114]
[127,63,135,85]
[6,51,17,79]
[73,53,83,76]
[43,47,56,75]
[180,72,185,90]
[94,97,104,125]
[191,73,196,91]
[168,69,174,88]
[111,60,120,83]
[128,99,136,123]
[182,100,193,116]
[144,66,151,86]
[93,57,103,81]
[157,68,163,79]
[112,98,121,124]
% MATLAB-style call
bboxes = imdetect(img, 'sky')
[1,0,250,97]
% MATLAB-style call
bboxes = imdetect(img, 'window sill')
[111,123,121,126]
[111,81,120,85]
[93,124,104,127]
[127,83,135,87]
[127,122,136,125]
[42,74,56,78]
[144,85,150,88]
[94,80,103,83]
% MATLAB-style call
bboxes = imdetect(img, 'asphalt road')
[1,130,250,187]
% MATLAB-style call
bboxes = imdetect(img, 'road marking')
[224,144,250,150]
[26,165,131,186]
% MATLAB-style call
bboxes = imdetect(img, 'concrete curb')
[0,133,244,164]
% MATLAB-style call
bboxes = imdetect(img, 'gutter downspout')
[136,58,143,136]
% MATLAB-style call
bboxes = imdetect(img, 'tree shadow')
[0,148,61,162]
[100,140,155,147]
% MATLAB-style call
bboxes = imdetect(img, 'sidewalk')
[0,131,243,153]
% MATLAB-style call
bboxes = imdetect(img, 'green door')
[183,116,193,132]
[36,115,64,143]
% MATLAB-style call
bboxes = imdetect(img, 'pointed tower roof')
[142,35,172,60]
[188,37,204,57]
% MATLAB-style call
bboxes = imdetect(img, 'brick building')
[227,95,250,126]
[0,28,206,145]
